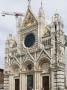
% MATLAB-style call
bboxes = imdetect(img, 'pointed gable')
[23,8,38,27]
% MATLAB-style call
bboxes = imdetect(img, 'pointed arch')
[22,60,34,71]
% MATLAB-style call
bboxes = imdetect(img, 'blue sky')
[0,0,67,79]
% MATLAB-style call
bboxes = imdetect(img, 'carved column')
[20,72,27,90]
[34,71,41,90]
[50,68,55,90]
[9,74,14,90]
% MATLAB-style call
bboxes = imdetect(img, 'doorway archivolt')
[38,57,50,73]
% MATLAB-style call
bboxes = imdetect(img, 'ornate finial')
[28,0,31,9]
[41,0,43,8]
[41,0,42,7]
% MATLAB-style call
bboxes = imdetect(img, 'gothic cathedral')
[4,1,66,90]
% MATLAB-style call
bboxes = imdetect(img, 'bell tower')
[51,13,65,90]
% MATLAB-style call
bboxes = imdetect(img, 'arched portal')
[9,63,20,90]
[23,60,34,90]
[38,57,50,90]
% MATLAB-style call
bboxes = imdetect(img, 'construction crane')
[1,11,25,18]
[1,11,25,29]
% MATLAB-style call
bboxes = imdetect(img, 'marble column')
[34,71,41,90]
[20,72,27,90]
[50,69,55,90]
[9,75,14,90]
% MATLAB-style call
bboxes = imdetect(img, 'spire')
[28,0,31,9]
[38,0,46,42]
[41,1,42,8]
[38,0,45,17]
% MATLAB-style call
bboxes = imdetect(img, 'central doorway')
[27,75,33,90]
[42,76,49,90]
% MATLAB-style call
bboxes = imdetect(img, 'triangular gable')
[23,53,34,64]
[23,8,38,27]
[10,58,20,67]
[37,49,51,62]
[9,56,20,67]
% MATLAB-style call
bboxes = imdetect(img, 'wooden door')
[42,76,49,90]
[15,79,19,90]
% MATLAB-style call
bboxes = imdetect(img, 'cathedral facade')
[4,1,66,90]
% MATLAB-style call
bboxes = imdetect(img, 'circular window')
[24,33,35,47]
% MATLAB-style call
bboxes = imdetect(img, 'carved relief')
[23,9,37,27]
